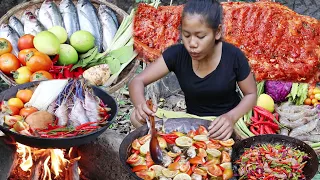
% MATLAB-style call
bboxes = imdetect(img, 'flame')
[43,156,52,180]
[51,149,69,178]
[16,143,33,171]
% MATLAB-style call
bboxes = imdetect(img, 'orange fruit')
[16,89,33,103]
[304,98,312,105]
[7,98,24,109]
[311,98,318,105]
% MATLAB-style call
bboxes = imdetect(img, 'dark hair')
[182,0,223,41]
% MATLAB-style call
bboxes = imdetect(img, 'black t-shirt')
[163,41,251,116]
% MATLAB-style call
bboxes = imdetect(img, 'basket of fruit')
[0,0,139,93]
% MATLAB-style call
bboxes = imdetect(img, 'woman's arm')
[129,56,170,124]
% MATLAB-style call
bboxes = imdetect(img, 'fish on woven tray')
[222,1,320,83]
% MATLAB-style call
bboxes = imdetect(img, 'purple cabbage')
[265,80,293,103]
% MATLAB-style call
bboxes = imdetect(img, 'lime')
[173,173,192,180]
[175,136,193,147]
[149,165,165,177]
[206,149,222,158]
[48,26,67,43]
[70,30,95,53]
[193,135,209,141]
[161,169,179,178]
[58,44,78,65]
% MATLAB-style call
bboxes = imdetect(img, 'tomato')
[197,125,208,135]
[203,158,221,166]
[132,165,148,172]
[207,142,222,149]
[26,51,53,72]
[304,98,312,105]
[197,148,207,158]
[0,38,12,56]
[18,34,35,50]
[12,66,32,84]
[8,105,20,115]
[30,70,53,81]
[189,156,204,165]
[168,162,180,170]
[19,107,38,117]
[193,141,207,149]
[18,48,38,66]
[16,89,33,103]
[219,139,235,147]
[135,170,155,180]
[187,130,198,138]
[127,153,141,165]
[194,167,207,176]
[131,139,141,150]
[0,53,20,74]
[145,152,154,168]
[207,164,223,177]
[179,161,190,172]
[221,151,231,163]
[138,134,151,145]
[7,98,24,109]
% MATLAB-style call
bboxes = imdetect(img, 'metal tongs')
[146,100,163,165]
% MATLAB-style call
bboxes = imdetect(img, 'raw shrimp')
[84,91,100,123]
[277,108,318,121]
[47,101,56,114]
[295,135,320,142]
[280,117,308,129]
[289,119,319,137]
[54,102,68,126]
[280,128,289,136]
[69,98,89,127]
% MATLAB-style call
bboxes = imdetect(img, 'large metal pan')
[119,118,318,180]
[231,134,318,180]
[0,81,118,149]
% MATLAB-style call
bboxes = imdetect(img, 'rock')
[0,137,16,180]
[77,129,135,180]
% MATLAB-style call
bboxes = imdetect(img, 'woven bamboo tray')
[0,0,139,94]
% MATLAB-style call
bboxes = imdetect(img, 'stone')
[77,129,136,180]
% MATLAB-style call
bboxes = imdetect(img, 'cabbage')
[265,80,292,102]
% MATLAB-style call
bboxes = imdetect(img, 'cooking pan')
[120,118,318,180]
[231,134,318,180]
[0,81,118,149]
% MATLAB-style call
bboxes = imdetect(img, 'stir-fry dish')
[236,144,309,180]
[0,78,111,138]
[127,125,235,180]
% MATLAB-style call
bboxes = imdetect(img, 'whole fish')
[98,5,118,51]
[0,24,20,56]
[20,10,33,25]
[8,16,24,37]
[59,0,80,40]
[77,0,102,52]
[104,6,119,28]
[38,0,64,29]
[24,15,45,36]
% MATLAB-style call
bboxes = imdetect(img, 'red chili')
[63,69,74,78]
[254,106,275,121]
[253,109,259,119]
[264,126,276,134]
[259,125,264,134]
[57,73,65,79]
[259,115,265,122]
[51,55,59,64]
[73,67,84,78]
[273,113,279,121]
[76,122,98,130]
[252,121,279,130]
[174,156,181,163]
[250,117,259,123]
[187,164,196,175]
[250,126,260,135]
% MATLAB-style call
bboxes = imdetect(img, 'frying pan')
[0,81,118,149]
[119,118,318,180]
[231,134,318,180]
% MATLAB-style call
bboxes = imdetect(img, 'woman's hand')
[131,102,157,126]
[208,114,234,140]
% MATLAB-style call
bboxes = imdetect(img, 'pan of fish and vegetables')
[120,118,318,180]
[0,78,118,149]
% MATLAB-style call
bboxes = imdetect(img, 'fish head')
[27,15,38,22]
[0,23,9,30]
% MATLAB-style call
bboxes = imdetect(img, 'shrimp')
[277,108,318,121]
[280,128,289,136]
[69,98,89,127]
[295,135,320,142]
[289,119,319,137]
[54,101,68,126]
[47,101,56,114]
[280,117,308,129]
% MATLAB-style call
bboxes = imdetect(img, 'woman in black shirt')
[129,0,257,140]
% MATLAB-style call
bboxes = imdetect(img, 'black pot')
[0,81,118,149]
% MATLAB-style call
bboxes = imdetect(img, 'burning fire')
[15,143,81,180]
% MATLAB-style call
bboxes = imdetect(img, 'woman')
[129,0,257,140]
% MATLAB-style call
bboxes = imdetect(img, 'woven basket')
[0,0,139,94]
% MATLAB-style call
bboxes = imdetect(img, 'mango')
[257,94,275,112]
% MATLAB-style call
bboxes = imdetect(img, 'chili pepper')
[250,117,259,123]
[250,126,260,135]
[174,156,181,163]
[160,134,179,144]
[63,68,74,78]
[64,131,79,137]
[73,67,84,78]
[273,113,279,121]
[76,122,98,130]
[253,109,259,119]
[254,106,275,121]
[51,55,59,64]
[259,125,264,134]
[57,73,65,79]
[264,125,276,134]
[259,115,265,122]
[252,121,279,130]
[187,164,196,175]
[77,126,99,131]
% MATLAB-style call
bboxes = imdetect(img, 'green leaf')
[107,58,121,74]
[109,45,134,64]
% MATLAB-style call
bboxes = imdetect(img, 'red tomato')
[168,162,180,170]
[0,38,12,56]
[221,151,231,163]
[132,165,148,172]
[126,153,141,165]
[179,161,190,172]
[207,164,223,177]
[30,70,53,81]
[194,167,207,176]
[197,148,207,158]
[197,125,208,135]
[0,53,20,74]
[18,48,38,66]
[8,105,20,115]
[16,89,33,103]
[207,141,222,149]
[26,51,53,72]
[193,141,207,149]
[187,130,198,138]
[18,34,35,50]
[19,107,38,117]
[138,134,151,145]
[189,156,204,165]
